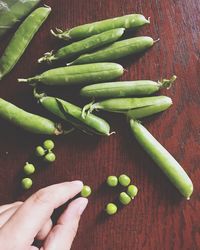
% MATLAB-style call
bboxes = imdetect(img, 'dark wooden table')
[0,0,200,249]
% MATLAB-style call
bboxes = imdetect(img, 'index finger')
[0,181,83,248]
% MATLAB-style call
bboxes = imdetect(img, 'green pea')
[0,98,62,135]
[118,174,131,187]
[130,120,193,199]
[44,152,56,163]
[0,6,51,80]
[106,176,118,187]
[81,185,92,198]
[18,63,124,87]
[105,203,118,215]
[127,185,138,199]
[23,162,35,175]
[119,192,131,205]
[38,28,125,63]
[51,14,150,40]
[43,139,55,150]
[68,37,155,65]
[21,178,33,190]
[35,146,46,157]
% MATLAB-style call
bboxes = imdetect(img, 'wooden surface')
[0,0,200,249]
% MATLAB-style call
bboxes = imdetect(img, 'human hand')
[0,181,88,250]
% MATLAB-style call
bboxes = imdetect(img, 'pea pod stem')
[129,120,193,199]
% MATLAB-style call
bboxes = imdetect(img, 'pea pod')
[68,37,155,65]
[0,0,41,39]
[38,28,125,64]
[34,91,112,136]
[82,96,172,119]
[18,63,124,86]
[0,6,51,80]
[129,120,193,199]
[80,76,177,98]
[51,14,150,40]
[0,98,62,135]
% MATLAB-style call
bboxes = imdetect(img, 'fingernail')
[78,198,88,215]
[71,180,83,188]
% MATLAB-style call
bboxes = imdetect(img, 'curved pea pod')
[129,120,193,199]
[0,98,62,135]
[0,6,51,80]
[68,36,156,65]
[0,0,41,39]
[80,75,177,98]
[18,63,124,86]
[35,92,112,136]
[51,14,150,40]
[38,28,125,64]
[82,96,172,118]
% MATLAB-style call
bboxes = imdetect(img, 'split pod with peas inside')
[34,91,112,136]
[82,96,172,119]
[80,76,177,98]
[38,28,125,64]
[51,14,150,40]
[0,98,62,135]
[67,36,156,65]
[18,63,124,86]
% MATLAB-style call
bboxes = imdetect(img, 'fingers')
[42,197,88,250]
[29,246,39,250]
[0,201,22,214]
[36,219,53,241]
[0,204,21,227]
[0,181,83,248]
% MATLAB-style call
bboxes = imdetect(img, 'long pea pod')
[0,6,51,80]
[129,120,193,199]
[0,98,62,135]
[82,96,172,118]
[38,28,125,64]
[34,91,112,136]
[80,76,177,98]
[18,63,124,86]
[0,0,41,39]
[67,37,155,65]
[51,14,150,40]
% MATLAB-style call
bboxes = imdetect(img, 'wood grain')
[0,0,200,249]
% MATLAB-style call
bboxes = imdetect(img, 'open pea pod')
[0,0,41,39]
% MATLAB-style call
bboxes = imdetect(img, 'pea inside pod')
[67,36,156,65]
[80,75,177,98]
[38,28,125,64]
[129,120,193,199]
[51,13,150,40]
[18,63,124,87]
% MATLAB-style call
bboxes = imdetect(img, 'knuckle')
[33,188,50,205]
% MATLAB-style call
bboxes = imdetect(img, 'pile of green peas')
[105,174,138,215]
[21,139,56,190]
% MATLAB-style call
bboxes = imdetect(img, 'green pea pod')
[38,28,125,64]
[0,98,62,135]
[129,120,193,199]
[82,96,172,118]
[67,36,155,65]
[80,75,177,98]
[0,6,51,80]
[35,92,112,136]
[51,14,150,40]
[0,0,41,39]
[18,63,124,86]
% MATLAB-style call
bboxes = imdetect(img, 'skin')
[18,63,124,86]
[107,176,118,187]
[52,14,150,40]
[118,175,131,187]
[0,0,41,38]
[127,185,138,198]
[106,203,117,215]
[129,120,193,199]
[0,98,62,135]
[0,181,88,250]
[0,6,51,80]
[119,192,132,205]
[38,28,125,63]
[80,76,177,98]
[68,36,154,65]
[81,186,92,198]
[36,94,111,136]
